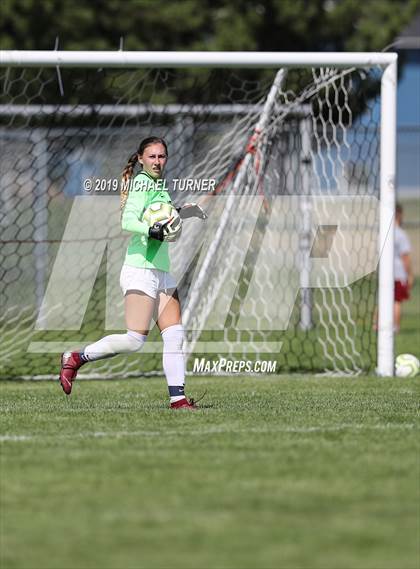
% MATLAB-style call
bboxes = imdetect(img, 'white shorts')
[120,265,177,299]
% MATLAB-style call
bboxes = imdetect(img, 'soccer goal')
[0,50,397,378]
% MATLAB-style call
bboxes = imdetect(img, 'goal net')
[0,52,397,379]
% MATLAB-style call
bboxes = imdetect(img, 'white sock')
[82,330,147,362]
[161,324,186,402]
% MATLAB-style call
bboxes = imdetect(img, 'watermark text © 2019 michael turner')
[83,177,216,193]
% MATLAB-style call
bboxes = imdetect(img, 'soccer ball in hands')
[143,202,182,242]
[395,354,419,378]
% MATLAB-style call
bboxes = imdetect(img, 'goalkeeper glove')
[148,221,169,242]
[176,203,208,220]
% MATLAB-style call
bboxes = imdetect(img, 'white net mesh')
[0,63,382,378]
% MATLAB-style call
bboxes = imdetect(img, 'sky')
[396,50,420,195]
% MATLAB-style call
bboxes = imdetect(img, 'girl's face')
[139,143,167,179]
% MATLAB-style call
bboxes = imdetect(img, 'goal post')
[0,50,397,378]
[378,59,397,377]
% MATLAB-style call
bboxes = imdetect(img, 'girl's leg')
[394,300,401,333]
[59,291,155,394]
[156,288,182,331]
[156,289,193,407]
[83,291,155,360]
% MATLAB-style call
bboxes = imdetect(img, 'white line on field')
[0,423,417,443]
[0,434,33,442]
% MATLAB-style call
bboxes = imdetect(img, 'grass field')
[1,375,419,569]
[2,210,419,569]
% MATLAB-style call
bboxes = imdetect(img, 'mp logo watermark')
[26,194,386,356]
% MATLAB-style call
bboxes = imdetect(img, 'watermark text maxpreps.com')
[193,358,277,374]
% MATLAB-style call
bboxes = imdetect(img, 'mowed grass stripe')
[0,421,417,443]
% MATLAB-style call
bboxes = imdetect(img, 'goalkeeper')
[59,137,207,409]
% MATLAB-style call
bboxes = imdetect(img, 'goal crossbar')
[0,50,397,68]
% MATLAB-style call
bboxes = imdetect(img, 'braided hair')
[120,137,168,211]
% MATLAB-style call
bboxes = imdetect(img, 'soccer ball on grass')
[395,354,419,378]
[143,202,182,242]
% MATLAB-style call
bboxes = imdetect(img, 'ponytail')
[120,152,138,211]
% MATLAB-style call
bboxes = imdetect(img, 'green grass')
[1,375,419,569]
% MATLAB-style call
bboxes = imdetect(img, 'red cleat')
[170,397,198,410]
[59,351,84,395]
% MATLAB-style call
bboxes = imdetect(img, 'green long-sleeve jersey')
[121,171,171,271]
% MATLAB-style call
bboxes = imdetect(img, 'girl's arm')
[121,186,149,236]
